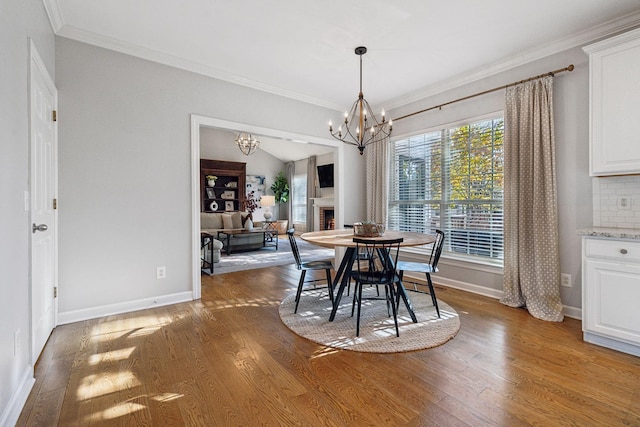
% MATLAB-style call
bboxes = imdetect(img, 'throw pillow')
[222,213,234,230]
[231,211,243,229]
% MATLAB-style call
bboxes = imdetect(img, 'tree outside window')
[389,117,504,263]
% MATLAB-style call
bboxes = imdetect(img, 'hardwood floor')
[17,265,640,426]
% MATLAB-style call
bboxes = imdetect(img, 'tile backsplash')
[593,175,640,228]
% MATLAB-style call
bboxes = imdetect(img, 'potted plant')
[270,172,290,233]
[206,175,217,186]
[271,171,289,204]
[242,191,260,231]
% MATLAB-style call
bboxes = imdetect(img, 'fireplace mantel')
[311,197,334,207]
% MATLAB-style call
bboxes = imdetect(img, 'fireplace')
[319,207,335,230]
[311,197,334,231]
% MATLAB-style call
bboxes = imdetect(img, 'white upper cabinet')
[584,28,640,176]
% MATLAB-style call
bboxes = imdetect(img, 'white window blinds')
[388,117,504,262]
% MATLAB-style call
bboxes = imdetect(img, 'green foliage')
[445,120,504,202]
[271,171,289,204]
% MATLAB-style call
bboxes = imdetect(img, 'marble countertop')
[577,227,640,240]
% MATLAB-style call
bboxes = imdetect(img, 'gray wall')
[55,37,356,319]
[0,0,55,423]
[389,46,593,311]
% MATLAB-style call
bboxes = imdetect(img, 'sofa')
[200,211,265,254]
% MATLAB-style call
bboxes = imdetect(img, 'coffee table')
[217,229,278,255]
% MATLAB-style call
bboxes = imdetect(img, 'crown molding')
[43,0,640,113]
[51,22,343,111]
[42,0,65,32]
[384,10,640,111]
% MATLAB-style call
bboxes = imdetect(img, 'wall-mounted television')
[317,163,334,188]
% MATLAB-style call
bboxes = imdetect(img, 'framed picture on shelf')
[225,201,234,211]
[221,190,235,199]
[206,188,215,199]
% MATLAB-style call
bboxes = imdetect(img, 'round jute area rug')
[278,287,460,353]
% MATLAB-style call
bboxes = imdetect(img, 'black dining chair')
[395,230,445,318]
[287,229,334,313]
[349,237,404,337]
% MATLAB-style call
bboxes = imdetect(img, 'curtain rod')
[392,64,575,123]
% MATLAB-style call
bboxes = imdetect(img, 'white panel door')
[30,41,58,363]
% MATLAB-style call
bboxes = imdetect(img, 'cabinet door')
[586,29,640,176]
[584,259,640,344]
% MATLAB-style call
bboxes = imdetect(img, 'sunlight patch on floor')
[77,371,141,400]
[83,401,147,422]
[88,347,136,365]
[152,392,183,402]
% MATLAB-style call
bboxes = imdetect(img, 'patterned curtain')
[365,136,388,223]
[501,76,564,322]
[306,156,317,232]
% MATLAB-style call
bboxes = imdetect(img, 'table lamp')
[260,195,275,220]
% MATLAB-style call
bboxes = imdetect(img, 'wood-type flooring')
[17,265,640,426]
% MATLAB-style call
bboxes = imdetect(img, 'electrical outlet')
[617,195,631,210]
[561,273,571,288]
[156,266,166,279]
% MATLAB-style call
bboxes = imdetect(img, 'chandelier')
[329,46,392,155]
[235,133,260,156]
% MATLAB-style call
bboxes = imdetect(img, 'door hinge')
[53,198,57,209]
[54,286,58,298]
[52,110,57,122]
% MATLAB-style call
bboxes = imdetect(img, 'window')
[388,116,504,263]
[292,174,307,224]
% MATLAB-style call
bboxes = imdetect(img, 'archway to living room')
[190,115,343,300]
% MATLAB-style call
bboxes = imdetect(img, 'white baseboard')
[403,271,503,299]
[57,291,193,325]
[0,365,34,427]
[402,272,582,320]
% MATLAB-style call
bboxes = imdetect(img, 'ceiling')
[43,1,640,160]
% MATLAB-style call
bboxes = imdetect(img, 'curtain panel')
[286,161,295,226]
[501,76,564,322]
[306,156,317,232]
[365,136,389,223]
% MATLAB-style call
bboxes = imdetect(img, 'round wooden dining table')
[301,229,436,322]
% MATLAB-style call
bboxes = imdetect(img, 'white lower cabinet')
[582,237,640,356]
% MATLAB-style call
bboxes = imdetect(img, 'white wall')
[55,37,350,321]
[0,1,55,424]
[200,127,286,222]
[339,149,367,225]
[388,46,594,311]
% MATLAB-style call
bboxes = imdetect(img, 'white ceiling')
[43,0,640,160]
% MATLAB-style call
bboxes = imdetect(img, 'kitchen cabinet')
[582,235,640,356]
[584,28,640,176]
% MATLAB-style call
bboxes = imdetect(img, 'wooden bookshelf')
[200,159,246,212]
